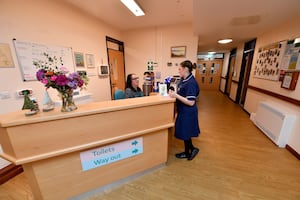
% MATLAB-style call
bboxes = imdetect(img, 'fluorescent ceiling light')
[120,0,145,16]
[218,39,233,44]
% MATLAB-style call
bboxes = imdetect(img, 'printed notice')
[0,43,14,68]
[80,137,143,171]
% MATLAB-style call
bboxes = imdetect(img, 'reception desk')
[0,95,175,199]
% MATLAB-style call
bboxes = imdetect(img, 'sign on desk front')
[80,137,143,171]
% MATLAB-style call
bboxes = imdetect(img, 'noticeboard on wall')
[13,39,75,81]
[253,41,286,81]
[253,38,300,82]
[280,38,300,71]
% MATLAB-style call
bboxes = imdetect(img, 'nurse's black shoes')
[175,152,188,159]
[175,148,199,160]
[188,148,199,161]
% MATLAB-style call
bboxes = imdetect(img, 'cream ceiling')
[62,0,300,53]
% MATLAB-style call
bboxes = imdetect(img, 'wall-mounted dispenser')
[98,65,109,76]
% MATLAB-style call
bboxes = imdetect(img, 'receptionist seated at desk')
[124,73,144,98]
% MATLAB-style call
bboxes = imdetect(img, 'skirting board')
[286,145,300,160]
[0,164,23,185]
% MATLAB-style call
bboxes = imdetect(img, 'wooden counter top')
[0,95,175,127]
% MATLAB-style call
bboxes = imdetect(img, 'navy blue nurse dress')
[174,73,200,140]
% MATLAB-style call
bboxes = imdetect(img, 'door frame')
[225,48,236,95]
[106,36,126,99]
[235,39,256,105]
[238,50,254,105]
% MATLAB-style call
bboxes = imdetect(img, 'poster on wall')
[280,38,300,70]
[13,39,74,81]
[0,43,14,68]
[74,52,85,67]
[253,40,286,81]
[85,53,95,68]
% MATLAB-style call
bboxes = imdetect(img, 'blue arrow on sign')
[132,149,138,154]
[131,140,138,146]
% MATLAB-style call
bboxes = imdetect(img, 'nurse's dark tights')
[184,139,194,155]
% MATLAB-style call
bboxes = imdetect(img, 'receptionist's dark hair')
[180,60,197,73]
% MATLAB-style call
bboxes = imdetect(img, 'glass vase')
[60,89,77,112]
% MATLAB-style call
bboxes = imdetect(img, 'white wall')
[244,16,300,154]
[0,0,121,168]
[123,23,198,82]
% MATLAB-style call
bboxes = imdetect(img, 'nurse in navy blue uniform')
[169,60,200,161]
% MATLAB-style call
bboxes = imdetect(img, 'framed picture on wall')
[171,46,186,58]
[74,52,85,67]
[0,43,14,68]
[281,71,299,90]
[85,53,95,68]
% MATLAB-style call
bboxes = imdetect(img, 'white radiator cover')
[250,101,296,148]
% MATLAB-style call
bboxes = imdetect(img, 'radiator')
[250,101,296,148]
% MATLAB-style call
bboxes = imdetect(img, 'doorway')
[106,36,126,100]
[225,49,236,95]
[195,59,223,90]
[236,39,256,106]
[238,51,254,105]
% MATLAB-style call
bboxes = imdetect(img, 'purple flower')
[67,80,77,89]
[36,69,45,81]
[69,72,80,80]
[56,74,68,86]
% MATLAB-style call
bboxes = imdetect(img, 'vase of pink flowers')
[35,53,88,112]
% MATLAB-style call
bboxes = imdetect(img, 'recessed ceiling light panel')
[218,39,233,44]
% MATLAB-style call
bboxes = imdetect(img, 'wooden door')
[108,49,125,99]
[195,59,223,90]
